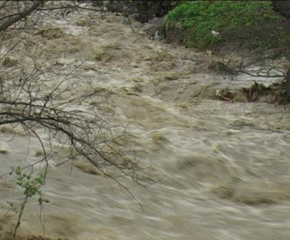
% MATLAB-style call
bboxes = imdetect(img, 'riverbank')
[159,1,290,104]
[162,1,290,57]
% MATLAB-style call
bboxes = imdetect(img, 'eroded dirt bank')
[1,10,290,240]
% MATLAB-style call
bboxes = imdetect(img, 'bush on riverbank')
[163,1,290,54]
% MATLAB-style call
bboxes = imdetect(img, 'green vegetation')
[164,1,290,51]
[8,167,48,238]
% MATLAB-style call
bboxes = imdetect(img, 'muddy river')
[1,9,290,240]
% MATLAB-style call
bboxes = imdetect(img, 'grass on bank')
[164,1,290,53]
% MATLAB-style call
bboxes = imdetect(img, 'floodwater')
[1,9,290,240]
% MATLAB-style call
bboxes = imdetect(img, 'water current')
[1,10,290,240]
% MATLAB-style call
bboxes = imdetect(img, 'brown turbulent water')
[1,9,290,240]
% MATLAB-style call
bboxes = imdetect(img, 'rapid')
[1,9,290,240]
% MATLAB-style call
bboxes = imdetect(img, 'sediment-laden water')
[1,10,290,240]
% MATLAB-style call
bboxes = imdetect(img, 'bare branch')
[0,1,45,33]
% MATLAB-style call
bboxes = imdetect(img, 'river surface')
[1,9,290,240]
